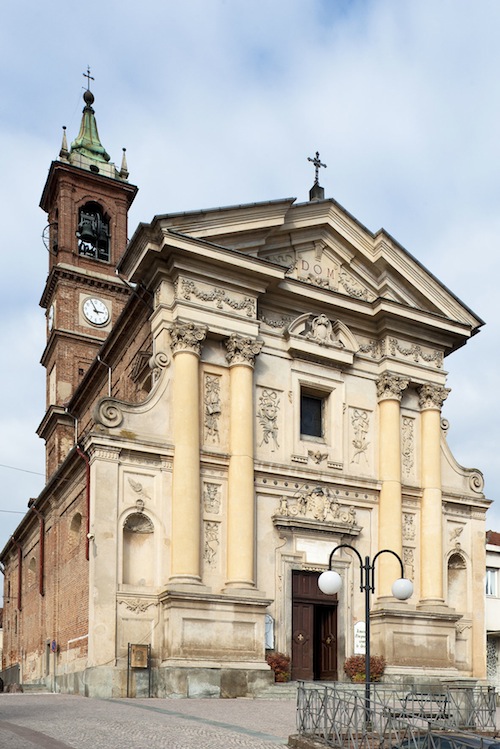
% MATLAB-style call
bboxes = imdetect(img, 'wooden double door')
[291,570,338,681]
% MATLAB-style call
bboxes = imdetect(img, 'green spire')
[70,88,110,164]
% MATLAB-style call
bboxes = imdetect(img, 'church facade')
[0,87,490,698]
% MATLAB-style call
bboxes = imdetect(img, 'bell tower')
[38,76,138,478]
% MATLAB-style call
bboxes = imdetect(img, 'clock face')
[83,298,110,326]
[48,305,54,331]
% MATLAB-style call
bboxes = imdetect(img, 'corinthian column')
[169,321,207,584]
[418,383,449,606]
[376,373,409,598]
[225,334,263,589]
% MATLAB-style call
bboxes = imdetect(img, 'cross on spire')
[307,151,327,185]
[83,66,94,90]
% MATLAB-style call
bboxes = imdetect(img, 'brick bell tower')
[38,76,138,478]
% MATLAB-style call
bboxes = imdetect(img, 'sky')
[1,0,499,566]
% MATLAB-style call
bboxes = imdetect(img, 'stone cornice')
[40,263,130,309]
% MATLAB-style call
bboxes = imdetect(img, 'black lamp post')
[318,544,413,723]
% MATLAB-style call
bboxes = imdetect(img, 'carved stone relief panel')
[257,388,280,453]
[348,407,373,475]
[203,521,220,568]
[403,513,416,543]
[403,547,415,581]
[203,482,221,515]
[204,374,222,444]
[177,277,256,318]
[401,416,416,482]
[275,485,357,525]
[123,472,154,513]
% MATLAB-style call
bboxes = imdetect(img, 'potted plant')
[343,654,386,683]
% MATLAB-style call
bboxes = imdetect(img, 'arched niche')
[447,552,467,612]
[122,512,155,587]
[28,556,37,586]
[69,512,82,552]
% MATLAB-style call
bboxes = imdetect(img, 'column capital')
[169,321,207,356]
[376,372,409,402]
[225,334,263,367]
[418,383,450,411]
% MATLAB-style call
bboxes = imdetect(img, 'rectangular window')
[300,391,325,439]
[486,568,497,596]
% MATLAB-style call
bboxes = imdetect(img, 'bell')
[77,212,97,244]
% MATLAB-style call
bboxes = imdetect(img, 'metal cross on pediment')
[307,151,327,185]
[83,66,94,90]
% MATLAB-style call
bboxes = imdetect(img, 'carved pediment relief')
[285,313,359,365]
[282,243,377,303]
[273,485,361,537]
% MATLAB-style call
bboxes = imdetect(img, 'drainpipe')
[31,507,45,596]
[76,446,91,561]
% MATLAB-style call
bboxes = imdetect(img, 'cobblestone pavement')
[0,693,297,749]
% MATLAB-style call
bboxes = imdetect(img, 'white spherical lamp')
[392,577,413,600]
[318,569,342,595]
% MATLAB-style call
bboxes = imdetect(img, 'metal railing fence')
[297,682,497,749]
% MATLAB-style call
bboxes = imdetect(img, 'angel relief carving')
[276,486,357,525]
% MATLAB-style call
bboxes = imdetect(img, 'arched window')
[76,202,110,262]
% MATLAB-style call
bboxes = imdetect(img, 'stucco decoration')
[169,321,207,356]
[204,374,221,443]
[376,373,409,402]
[274,486,358,533]
[203,483,221,514]
[203,521,219,567]
[149,351,170,384]
[257,389,280,451]
[308,450,328,465]
[127,477,150,504]
[417,383,450,410]
[403,547,415,580]
[123,513,154,534]
[338,269,375,302]
[120,599,155,613]
[178,278,255,318]
[403,514,416,542]
[225,334,263,367]
[285,314,359,365]
[401,417,415,477]
[258,310,294,330]
[350,409,370,465]
[469,472,485,493]
[96,400,124,427]
[358,339,382,359]
[389,338,443,369]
